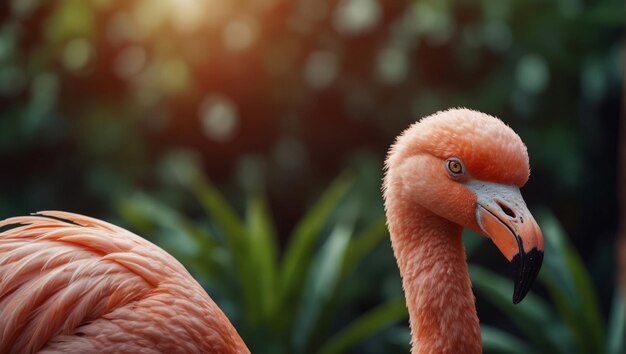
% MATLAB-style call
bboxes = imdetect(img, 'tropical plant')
[118,153,407,354]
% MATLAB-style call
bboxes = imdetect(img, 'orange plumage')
[0,211,249,354]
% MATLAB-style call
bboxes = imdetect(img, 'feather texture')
[0,211,249,354]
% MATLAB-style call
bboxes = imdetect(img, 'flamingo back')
[0,211,249,354]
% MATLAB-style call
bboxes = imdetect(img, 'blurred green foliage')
[120,154,407,353]
[0,0,622,219]
[0,0,623,352]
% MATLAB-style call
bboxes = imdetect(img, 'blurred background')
[0,0,623,353]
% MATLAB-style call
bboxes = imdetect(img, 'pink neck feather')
[385,185,482,354]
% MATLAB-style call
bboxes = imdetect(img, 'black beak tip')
[510,248,544,304]
[512,287,527,304]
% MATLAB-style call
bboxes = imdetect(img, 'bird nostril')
[497,201,516,218]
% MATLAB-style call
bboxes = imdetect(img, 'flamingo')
[0,108,543,353]
[383,108,544,353]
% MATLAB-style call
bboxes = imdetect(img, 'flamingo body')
[0,211,249,354]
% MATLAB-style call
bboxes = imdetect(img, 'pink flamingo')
[0,108,542,353]
[383,108,544,353]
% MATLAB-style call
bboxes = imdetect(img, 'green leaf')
[118,193,219,256]
[184,171,261,325]
[118,193,221,279]
[279,173,353,321]
[607,290,625,354]
[481,325,534,354]
[317,297,408,354]
[536,270,580,352]
[246,193,279,321]
[341,215,388,278]
[537,208,606,353]
[293,207,355,351]
[188,172,247,247]
[469,265,564,353]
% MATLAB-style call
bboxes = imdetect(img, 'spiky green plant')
[118,156,406,354]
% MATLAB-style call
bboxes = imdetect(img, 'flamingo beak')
[467,181,544,304]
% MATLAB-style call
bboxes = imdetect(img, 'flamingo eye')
[446,158,465,176]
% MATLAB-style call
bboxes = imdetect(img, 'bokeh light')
[223,18,258,52]
[304,51,340,89]
[199,94,239,142]
[516,54,550,94]
[62,38,92,71]
[333,0,381,35]
[113,46,147,79]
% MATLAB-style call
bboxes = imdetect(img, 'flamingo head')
[385,108,544,303]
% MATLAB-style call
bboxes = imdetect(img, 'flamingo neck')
[385,192,482,354]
